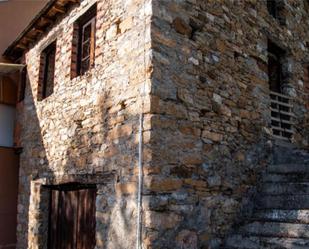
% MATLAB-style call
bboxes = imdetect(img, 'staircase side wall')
[145,1,309,248]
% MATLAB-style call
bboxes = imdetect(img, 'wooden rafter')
[33,28,44,34]
[3,0,81,60]
[40,16,54,24]
[52,5,66,14]
[23,36,35,42]
[16,44,28,50]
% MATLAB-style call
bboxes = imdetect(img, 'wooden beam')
[33,27,44,34]
[40,16,53,24]
[52,5,66,14]
[56,0,68,7]
[16,43,27,49]
[23,36,35,42]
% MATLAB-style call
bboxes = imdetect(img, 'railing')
[270,91,294,140]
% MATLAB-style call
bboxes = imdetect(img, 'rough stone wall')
[16,0,152,248]
[16,0,309,249]
[145,0,309,248]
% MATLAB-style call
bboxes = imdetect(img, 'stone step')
[273,145,309,165]
[267,164,309,174]
[262,173,309,183]
[260,182,309,195]
[273,154,309,165]
[253,209,309,224]
[239,221,309,239]
[225,234,309,249]
[257,195,309,209]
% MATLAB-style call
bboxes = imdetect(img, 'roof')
[3,0,79,61]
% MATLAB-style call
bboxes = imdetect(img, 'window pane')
[83,23,92,43]
[82,41,90,59]
[81,58,90,75]
[73,4,97,77]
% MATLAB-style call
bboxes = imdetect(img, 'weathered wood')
[270,90,294,139]
[40,17,54,25]
[52,5,66,14]
[3,0,81,60]
[16,44,27,49]
[48,185,96,249]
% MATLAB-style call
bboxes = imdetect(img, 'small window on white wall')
[0,104,15,147]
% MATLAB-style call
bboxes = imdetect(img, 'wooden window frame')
[38,41,57,100]
[71,4,96,78]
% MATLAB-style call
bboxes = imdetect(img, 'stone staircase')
[224,144,309,249]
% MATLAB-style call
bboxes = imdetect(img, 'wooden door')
[48,184,96,249]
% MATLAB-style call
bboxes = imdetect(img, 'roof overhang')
[0,63,25,75]
[3,0,80,61]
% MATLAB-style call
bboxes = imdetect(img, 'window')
[268,41,285,93]
[38,41,56,100]
[267,0,286,25]
[48,183,96,249]
[71,4,96,78]
[268,41,292,139]
[267,0,278,18]
[305,0,309,12]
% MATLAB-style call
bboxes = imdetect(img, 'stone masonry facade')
[13,0,309,249]
[17,0,152,248]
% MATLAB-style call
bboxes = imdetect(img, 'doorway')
[48,183,96,249]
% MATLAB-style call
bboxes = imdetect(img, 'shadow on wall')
[16,69,53,248]
[18,70,140,249]
[61,72,141,248]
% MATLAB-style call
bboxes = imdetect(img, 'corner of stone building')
[13,0,309,248]
[141,0,309,248]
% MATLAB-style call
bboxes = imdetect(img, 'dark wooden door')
[48,185,96,249]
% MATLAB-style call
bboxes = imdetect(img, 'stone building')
[0,1,46,248]
[3,0,309,248]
